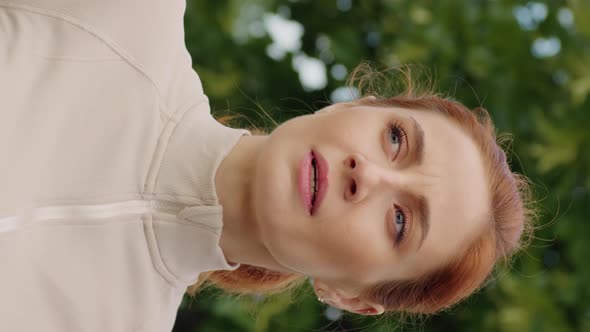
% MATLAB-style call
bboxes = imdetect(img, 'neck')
[214,134,293,274]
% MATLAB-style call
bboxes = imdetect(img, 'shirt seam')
[141,211,180,288]
[143,99,210,202]
[0,2,173,122]
[30,192,208,207]
[0,196,220,289]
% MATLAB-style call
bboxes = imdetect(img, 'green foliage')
[176,0,590,331]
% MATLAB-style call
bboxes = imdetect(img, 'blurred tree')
[176,0,590,331]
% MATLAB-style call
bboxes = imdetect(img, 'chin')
[251,118,317,272]
[252,154,306,269]
[252,149,290,237]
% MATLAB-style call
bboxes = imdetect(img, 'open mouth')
[299,149,329,216]
[311,156,318,209]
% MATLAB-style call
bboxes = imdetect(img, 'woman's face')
[251,102,490,292]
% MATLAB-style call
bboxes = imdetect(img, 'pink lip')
[311,150,329,215]
[298,152,314,214]
[298,150,329,216]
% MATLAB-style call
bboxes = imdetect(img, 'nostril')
[351,180,356,194]
[349,158,356,169]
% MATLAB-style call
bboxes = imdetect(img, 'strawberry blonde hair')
[187,64,536,315]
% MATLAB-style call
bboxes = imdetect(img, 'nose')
[343,152,393,203]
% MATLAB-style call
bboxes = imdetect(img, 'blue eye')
[394,208,407,244]
[388,122,407,159]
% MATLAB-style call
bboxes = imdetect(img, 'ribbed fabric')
[0,1,251,331]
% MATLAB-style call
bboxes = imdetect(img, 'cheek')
[252,127,305,219]
[318,212,389,274]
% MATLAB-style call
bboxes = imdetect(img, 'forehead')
[390,106,491,278]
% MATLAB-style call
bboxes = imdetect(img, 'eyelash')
[394,205,412,246]
[387,121,411,246]
[388,121,407,160]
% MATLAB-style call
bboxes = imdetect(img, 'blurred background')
[174,0,590,331]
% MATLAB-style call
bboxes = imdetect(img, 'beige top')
[0,1,251,331]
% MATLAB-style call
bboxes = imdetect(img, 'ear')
[312,279,385,316]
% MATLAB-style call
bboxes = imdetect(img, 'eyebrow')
[406,116,429,250]
[413,194,430,251]
[408,116,425,167]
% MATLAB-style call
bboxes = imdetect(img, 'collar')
[150,101,251,278]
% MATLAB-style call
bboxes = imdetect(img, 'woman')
[195,78,534,316]
[0,0,533,331]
